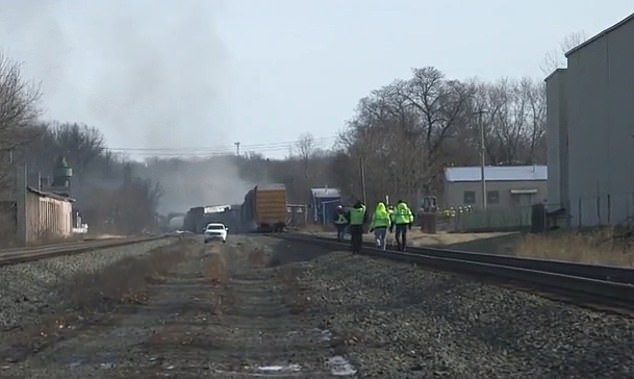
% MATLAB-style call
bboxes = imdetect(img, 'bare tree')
[0,52,41,196]
[540,31,587,75]
[522,79,546,163]
[404,67,473,194]
[296,132,315,179]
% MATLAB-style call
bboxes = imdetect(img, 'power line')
[104,136,338,158]
[106,136,337,153]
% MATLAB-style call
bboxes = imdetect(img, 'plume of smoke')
[0,0,232,150]
[0,1,252,215]
[141,156,257,214]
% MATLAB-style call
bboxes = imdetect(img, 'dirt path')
[8,237,352,378]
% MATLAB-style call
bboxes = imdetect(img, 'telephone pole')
[476,110,488,210]
[359,156,367,204]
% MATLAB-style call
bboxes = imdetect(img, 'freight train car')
[204,204,242,232]
[184,204,241,233]
[240,184,287,232]
[183,206,205,233]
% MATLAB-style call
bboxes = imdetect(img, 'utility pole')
[234,142,240,156]
[359,156,367,204]
[477,110,487,210]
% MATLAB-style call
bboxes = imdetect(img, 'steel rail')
[288,233,634,284]
[274,233,634,311]
[0,235,172,266]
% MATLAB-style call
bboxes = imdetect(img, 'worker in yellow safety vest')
[369,201,391,250]
[333,205,349,242]
[389,200,414,251]
[347,200,367,254]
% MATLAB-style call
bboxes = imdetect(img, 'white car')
[203,223,228,243]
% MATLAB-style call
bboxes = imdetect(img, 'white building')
[444,165,547,209]
[546,12,634,227]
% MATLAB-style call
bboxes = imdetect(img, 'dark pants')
[395,224,408,251]
[335,224,347,241]
[350,224,363,253]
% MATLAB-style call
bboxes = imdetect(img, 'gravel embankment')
[293,251,634,378]
[0,238,175,330]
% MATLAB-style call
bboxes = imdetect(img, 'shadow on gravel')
[265,238,336,266]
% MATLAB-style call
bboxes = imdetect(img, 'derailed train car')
[240,184,287,232]
[184,204,241,233]
[183,206,205,233]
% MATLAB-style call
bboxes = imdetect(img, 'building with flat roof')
[444,165,548,209]
[546,12,634,226]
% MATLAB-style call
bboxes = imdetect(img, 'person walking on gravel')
[348,200,367,254]
[369,201,391,250]
[333,205,349,242]
[389,200,414,251]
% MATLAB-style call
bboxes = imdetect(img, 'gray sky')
[1,0,632,158]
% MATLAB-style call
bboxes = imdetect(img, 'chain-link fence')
[439,205,533,232]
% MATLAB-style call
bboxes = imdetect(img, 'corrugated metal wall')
[547,16,634,226]
[25,191,72,244]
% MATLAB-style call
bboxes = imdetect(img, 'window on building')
[487,190,500,204]
[463,191,476,205]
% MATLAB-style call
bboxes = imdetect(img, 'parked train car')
[241,184,287,232]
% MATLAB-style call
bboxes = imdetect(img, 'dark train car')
[184,206,205,233]
[241,184,287,232]
[201,204,242,233]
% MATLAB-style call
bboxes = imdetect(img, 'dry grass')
[516,229,634,267]
[248,247,276,268]
[201,246,232,315]
[65,241,189,309]
[0,240,194,361]
[405,230,516,247]
[203,249,229,285]
[275,266,308,315]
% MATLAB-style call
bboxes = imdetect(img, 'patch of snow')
[327,356,357,376]
[319,329,332,342]
[257,363,302,372]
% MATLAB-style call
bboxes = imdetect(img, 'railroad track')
[0,235,172,266]
[274,233,634,312]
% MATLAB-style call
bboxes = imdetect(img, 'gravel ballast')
[294,250,634,378]
[0,238,175,331]
[2,236,633,378]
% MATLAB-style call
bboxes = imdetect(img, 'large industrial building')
[546,12,634,227]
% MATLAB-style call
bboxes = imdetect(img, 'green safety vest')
[349,206,366,225]
[334,213,348,225]
[372,210,391,228]
[393,204,413,225]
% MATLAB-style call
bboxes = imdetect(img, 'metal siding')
[255,188,287,225]
[24,191,72,244]
[546,70,563,209]
[445,166,547,182]
[606,19,634,224]
[445,180,547,209]
[563,17,634,226]
[566,35,609,226]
